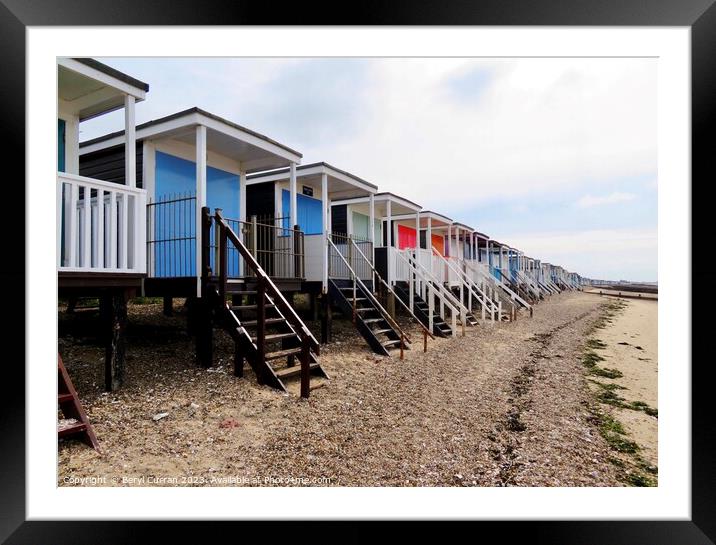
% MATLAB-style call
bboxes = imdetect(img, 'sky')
[82,58,658,282]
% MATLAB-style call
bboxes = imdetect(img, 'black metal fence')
[212,213,304,279]
[147,193,197,277]
[147,196,304,280]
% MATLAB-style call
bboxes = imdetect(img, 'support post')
[320,292,331,344]
[195,296,213,368]
[322,173,329,293]
[238,170,246,276]
[195,125,207,297]
[163,296,173,316]
[102,290,128,392]
[289,162,297,232]
[124,95,136,189]
[300,341,310,399]
[368,192,375,261]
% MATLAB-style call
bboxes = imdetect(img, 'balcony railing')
[57,172,146,274]
[146,196,305,280]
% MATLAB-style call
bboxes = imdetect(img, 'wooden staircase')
[394,281,453,337]
[58,354,100,451]
[452,287,479,326]
[208,208,325,397]
[328,278,408,356]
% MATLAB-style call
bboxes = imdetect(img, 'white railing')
[464,259,530,313]
[440,254,499,322]
[394,250,460,336]
[57,172,146,274]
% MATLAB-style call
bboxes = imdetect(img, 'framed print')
[2,0,712,542]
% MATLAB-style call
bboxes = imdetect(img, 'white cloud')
[503,228,657,281]
[83,57,657,213]
[576,192,637,208]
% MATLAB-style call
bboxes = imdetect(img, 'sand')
[57,291,655,487]
[587,297,658,467]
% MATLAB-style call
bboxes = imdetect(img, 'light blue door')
[154,151,240,276]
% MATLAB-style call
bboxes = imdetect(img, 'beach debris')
[152,412,169,421]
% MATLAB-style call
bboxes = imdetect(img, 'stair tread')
[231,304,276,311]
[372,328,394,335]
[265,348,303,361]
[274,362,321,378]
[251,332,297,342]
[58,422,88,436]
[58,393,74,403]
[241,317,285,326]
[363,318,385,324]
[382,339,402,348]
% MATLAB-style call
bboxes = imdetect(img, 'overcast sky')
[83,57,657,282]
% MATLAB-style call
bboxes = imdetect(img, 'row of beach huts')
[57,58,588,401]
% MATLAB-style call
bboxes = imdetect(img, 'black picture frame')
[3,1,712,543]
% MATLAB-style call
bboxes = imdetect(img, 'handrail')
[58,171,146,195]
[214,209,319,352]
[328,237,412,347]
[467,260,531,310]
[411,252,468,319]
[394,249,462,335]
[350,240,435,343]
[515,269,541,297]
[437,251,499,321]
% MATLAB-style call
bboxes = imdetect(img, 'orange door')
[431,234,445,255]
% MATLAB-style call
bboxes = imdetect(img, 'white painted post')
[368,192,375,266]
[289,162,297,229]
[446,224,452,258]
[386,200,392,247]
[124,95,136,189]
[81,186,91,268]
[238,170,246,277]
[56,180,63,267]
[414,211,420,250]
[120,193,128,270]
[321,173,329,293]
[66,183,80,267]
[195,125,207,297]
[109,190,117,269]
[96,189,104,268]
[386,199,392,285]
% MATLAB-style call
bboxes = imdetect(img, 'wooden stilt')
[320,293,331,344]
[186,296,197,336]
[234,342,244,377]
[163,296,173,316]
[102,291,127,392]
[195,297,213,368]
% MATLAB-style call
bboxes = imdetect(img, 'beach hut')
[247,165,416,356]
[58,58,150,391]
[79,107,326,394]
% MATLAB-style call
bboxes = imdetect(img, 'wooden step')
[251,332,297,343]
[265,348,303,361]
[58,421,88,438]
[372,328,393,335]
[231,304,276,311]
[382,339,402,348]
[274,362,321,379]
[241,317,285,327]
[58,393,74,404]
[363,318,385,324]
[355,307,376,313]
